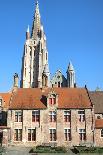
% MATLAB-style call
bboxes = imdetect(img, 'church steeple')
[31,0,41,39]
[21,0,50,88]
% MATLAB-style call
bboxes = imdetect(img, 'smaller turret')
[42,64,50,87]
[26,25,30,40]
[67,62,76,88]
[13,73,19,88]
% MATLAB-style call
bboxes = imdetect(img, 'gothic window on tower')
[58,82,60,87]
[46,53,47,60]
[34,50,35,57]
[32,110,40,122]
[30,51,32,56]
[25,68,26,77]
[29,46,32,56]
[78,110,85,122]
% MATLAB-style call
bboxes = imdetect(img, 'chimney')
[14,73,19,87]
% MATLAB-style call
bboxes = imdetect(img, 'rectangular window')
[64,129,71,141]
[15,111,22,122]
[101,129,103,137]
[64,111,71,122]
[28,129,36,141]
[49,98,56,105]
[32,110,40,122]
[79,129,86,141]
[0,99,2,107]
[49,129,56,141]
[78,110,85,122]
[14,129,22,141]
[49,111,56,122]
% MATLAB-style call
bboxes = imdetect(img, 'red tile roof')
[0,93,12,109]
[9,88,92,110]
[95,119,103,128]
[89,91,103,113]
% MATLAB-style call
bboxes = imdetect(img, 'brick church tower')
[21,1,50,88]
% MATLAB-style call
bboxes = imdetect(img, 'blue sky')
[0,0,103,92]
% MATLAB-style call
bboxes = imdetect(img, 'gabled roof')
[95,119,103,128]
[0,93,12,109]
[9,88,92,110]
[89,91,103,113]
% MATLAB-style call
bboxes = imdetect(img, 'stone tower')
[21,1,50,88]
[67,62,76,88]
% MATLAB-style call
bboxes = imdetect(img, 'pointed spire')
[35,0,40,19]
[67,61,76,88]
[31,0,41,38]
[27,25,30,33]
[68,61,74,71]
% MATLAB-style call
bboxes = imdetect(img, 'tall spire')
[21,0,50,88]
[35,0,40,15]
[68,61,74,71]
[31,0,41,38]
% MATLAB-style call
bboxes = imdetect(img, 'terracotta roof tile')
[9,88,92,110]
[89,91,103,113]
[95,119,103,128]
[0,93,12,109]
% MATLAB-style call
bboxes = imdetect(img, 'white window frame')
[14,129,22,142]
[32,110,40,122]
[28,128,36,141]
[78,110,85,122]
[64,128,71,141]
[49,111,56,122]
[79,129,86,141]
[49,128,57,142]
[15,111,22,122]
[64,110,71,122]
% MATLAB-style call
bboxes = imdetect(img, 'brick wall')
[7,108,94,147]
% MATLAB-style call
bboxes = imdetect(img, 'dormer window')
[0,99,2,107]
[48,91,58,107]
[49,98,56,105]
